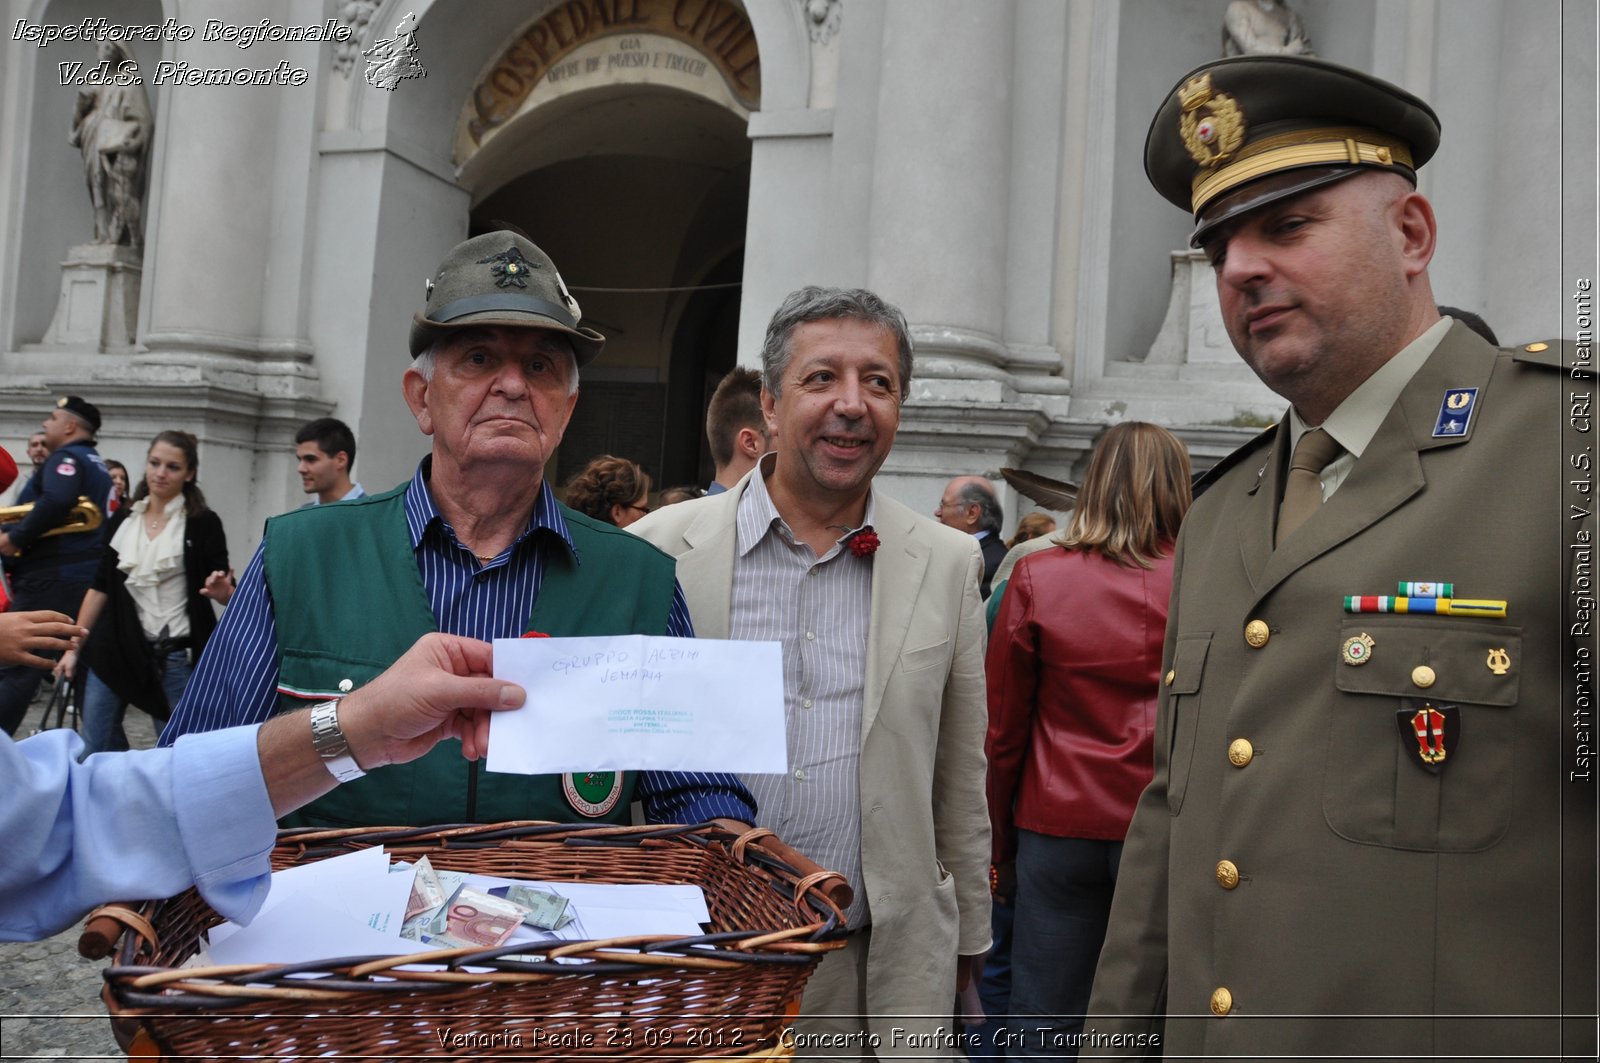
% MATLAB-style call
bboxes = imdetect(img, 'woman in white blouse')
[59,431,233,755]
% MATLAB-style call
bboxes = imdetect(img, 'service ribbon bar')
[1397,581,1452,598]
[1345,596,1506,618]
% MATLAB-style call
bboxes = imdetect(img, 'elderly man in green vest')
[161,231,756,830]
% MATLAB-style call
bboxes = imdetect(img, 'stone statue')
[69,40,153,251]
[1222,0,1314,57]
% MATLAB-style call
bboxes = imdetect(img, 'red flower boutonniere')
[521,630,551,638]
[849,528,880,558]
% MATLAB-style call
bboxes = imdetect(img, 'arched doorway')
[455,5,759,492]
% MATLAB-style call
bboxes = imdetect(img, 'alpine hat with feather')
[409,231,605,367]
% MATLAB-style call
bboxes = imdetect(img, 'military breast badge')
[1341,632,1375,666]
[1398,701,1457,773]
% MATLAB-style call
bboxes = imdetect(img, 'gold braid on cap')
[1190,126,1415,212]
[1178,73,1247,170]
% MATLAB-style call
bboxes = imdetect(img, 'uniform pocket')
[275,648,387,703]
[1324,618,1522,851]
[1163,634,1211,815]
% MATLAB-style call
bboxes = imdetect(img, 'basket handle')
[79,904,159,960]
[717,820,854,914]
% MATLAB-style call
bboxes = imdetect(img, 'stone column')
[863,1,1025,517]
[866,0,1013,394]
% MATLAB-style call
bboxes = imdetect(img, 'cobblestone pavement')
[1,686,159,1062]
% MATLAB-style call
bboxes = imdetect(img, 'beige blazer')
[632,475,993,1025]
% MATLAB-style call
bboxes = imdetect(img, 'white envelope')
[486,635,786,775]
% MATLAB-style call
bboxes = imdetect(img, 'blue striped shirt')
[160,460,755,824]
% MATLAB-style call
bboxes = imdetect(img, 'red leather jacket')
[985,543,1173,862]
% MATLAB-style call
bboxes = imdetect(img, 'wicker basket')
[82,820,850,1060]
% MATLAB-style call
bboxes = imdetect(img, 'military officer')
[1083,56,1596,1059]
[0,396,114,735]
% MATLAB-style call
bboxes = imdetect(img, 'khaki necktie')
[1276,428,1344,546]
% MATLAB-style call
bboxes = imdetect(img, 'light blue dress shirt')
[1,726,275,941]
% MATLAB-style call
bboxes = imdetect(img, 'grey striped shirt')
[732,467,875,928]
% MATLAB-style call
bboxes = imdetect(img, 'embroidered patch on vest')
[563,771,623,817]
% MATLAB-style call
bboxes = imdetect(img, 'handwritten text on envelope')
[486,635,787,775]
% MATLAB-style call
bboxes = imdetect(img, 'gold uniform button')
[1244,620,1270,648]
[1165,669,1176,686]
[1228,739,1254,767]
[1411,665,1437,689]
[1210,987,1233,1016]
[1525,341,1550,353]
[1215,860,1240,889]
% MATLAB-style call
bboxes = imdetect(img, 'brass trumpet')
[0,496,105,539]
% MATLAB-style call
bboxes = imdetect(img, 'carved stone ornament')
[332,0,379,76]
[803,0,842,44]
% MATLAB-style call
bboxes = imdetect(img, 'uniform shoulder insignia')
[1194,423,1277,497]
[1512,339,1593,377]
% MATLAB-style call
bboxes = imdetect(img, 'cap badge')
[56,396,68,408]
[477,246,537,289]
[1178,73,1245,169]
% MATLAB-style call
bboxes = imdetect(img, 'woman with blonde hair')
[562,455,652,528]
[984,421,1191,1058]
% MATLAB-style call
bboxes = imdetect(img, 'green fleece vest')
[263,483,677,829]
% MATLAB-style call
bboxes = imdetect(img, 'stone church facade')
[1,0,1593,552]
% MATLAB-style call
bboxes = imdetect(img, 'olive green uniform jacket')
[1085,323,1597,1060]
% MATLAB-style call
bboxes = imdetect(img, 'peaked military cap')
[409,231,604,366]
[56,394,101,433]
[1145,55,1441,247]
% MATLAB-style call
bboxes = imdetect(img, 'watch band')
[309,699,366,783]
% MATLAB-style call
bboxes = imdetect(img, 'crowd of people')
[0,52,1589,1062]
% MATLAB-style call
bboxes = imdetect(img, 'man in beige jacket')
[633,287,991,1059]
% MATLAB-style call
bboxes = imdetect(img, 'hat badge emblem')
[1178,73,1245,170]
[477,246,537,289]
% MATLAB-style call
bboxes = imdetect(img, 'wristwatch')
[309,699,366,783]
